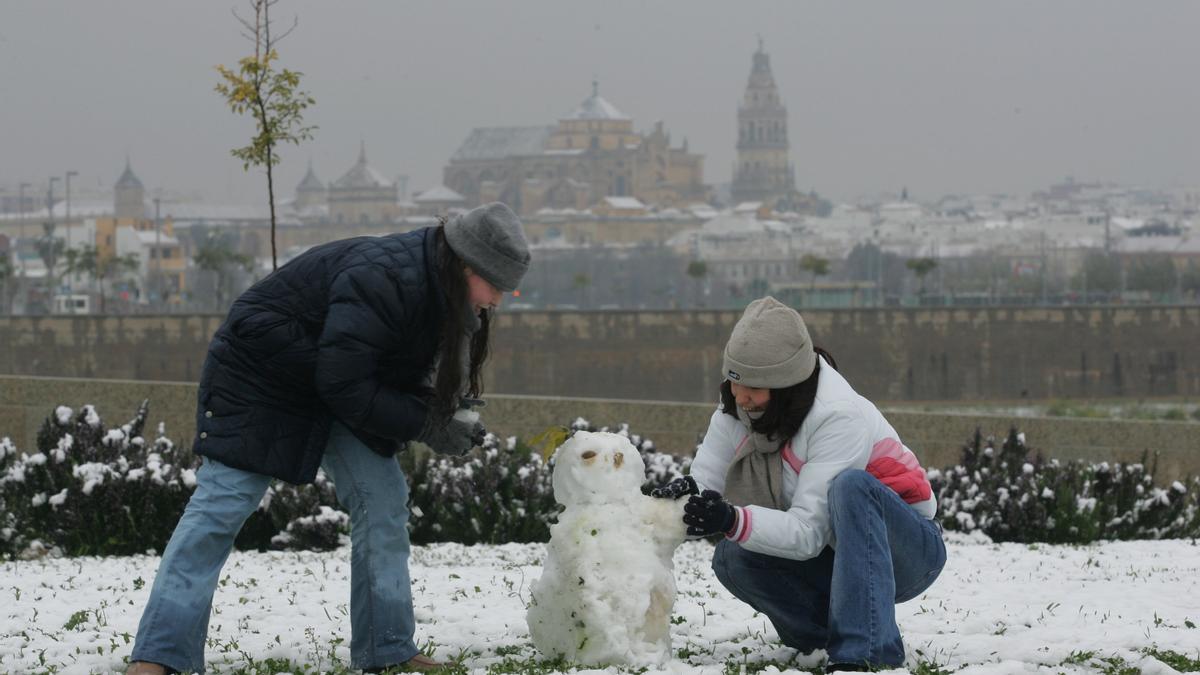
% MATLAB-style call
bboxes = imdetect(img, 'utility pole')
[64,170,77,291]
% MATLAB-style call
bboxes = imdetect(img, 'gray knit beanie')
[723,296,816,389]
[444,202,531,292]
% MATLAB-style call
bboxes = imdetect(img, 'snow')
[601,197,647,210]
[0,534,1197,673]
[453,409,481,425]
[413,185,466,203]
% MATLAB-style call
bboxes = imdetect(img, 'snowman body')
[527,431,687,666]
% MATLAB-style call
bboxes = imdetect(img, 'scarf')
[722,407,790,511]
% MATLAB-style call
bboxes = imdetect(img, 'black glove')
[683,490,737,537]
[459,397,487,410]
[458,397,488,446]
[418,416,484,456]
[648,475,699,500]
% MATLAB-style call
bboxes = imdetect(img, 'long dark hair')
[431,224,491,421]
[720,346,838,446]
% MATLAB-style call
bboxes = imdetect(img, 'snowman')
[526,431,688,666]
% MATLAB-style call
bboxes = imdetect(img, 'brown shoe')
[364,652,445,673]
[125,663,172,675]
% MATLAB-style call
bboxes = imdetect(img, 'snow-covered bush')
[930,428,1200,543]
[406,432,556,545]
[403,419,691,545]
[0,402,195,558]
[0,402,344,557]
[0,403,692,556]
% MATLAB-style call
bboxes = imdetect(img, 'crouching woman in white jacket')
[651,297,946,673]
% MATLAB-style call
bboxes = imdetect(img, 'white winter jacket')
[690,356,937,561]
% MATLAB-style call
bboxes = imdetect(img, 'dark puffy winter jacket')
[193,227,445,484]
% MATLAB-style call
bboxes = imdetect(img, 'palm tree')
[686,260,707,307]
[0,252,15,315]
[60,245,141,313]
[800,254,830,291]
[36,222,65,297]
[193,232,254,311]
[906,257,938,297]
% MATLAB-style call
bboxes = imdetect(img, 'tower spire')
[732,40,795,207]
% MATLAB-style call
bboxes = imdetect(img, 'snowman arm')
[688,408,741,494]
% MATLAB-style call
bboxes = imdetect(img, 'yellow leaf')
[528,426,572,461]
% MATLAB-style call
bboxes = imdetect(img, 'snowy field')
[2,533,1198,674]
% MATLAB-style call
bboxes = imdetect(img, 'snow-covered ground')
[1,532,1198,674]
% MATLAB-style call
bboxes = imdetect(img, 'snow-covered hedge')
[929,428,1200,543]
[0,405,690,558]
[404,417,688,546]
[0,402,348,558]
[8,401,1193,559]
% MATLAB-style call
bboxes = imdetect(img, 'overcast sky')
[3,1,1198,205]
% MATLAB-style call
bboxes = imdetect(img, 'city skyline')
[3,1,1199,206]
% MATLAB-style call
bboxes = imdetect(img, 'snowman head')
[551,431,646,507]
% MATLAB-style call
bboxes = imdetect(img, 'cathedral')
[731,40,800,210]
[443,82,708,216]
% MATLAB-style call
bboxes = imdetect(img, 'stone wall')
[1,306,1197,402]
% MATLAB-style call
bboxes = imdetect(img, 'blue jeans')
[712,469,946,669]
[131,423,417,673]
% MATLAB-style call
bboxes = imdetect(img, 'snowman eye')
[581,451,597,460]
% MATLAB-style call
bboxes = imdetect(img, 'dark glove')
[683,490,737,537]
[458,398,488,446]
[459,397,487,410]
[418,416,484,456]
[648,475,699,500]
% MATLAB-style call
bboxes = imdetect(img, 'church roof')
[115,159,143,190]
[451,126,555,161]
[414,185,466,203]
[333,143,392,190]
[565,81,630,121]
[296,162,325,192]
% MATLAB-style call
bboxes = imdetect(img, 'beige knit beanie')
[722,296,816,388]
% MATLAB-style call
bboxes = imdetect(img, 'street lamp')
[18,182,31,282]
[64,171,78,290]
[154,195,161,308]
[47,176,61,301]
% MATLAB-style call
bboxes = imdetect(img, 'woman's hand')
[418,416,485,456]
[648,475,699,500]
[683,490,737,537]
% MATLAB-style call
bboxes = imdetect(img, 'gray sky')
[3,1,1199,205]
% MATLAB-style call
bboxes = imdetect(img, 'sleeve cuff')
[724,506,752,543]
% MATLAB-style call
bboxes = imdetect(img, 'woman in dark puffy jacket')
[126,202,531,675]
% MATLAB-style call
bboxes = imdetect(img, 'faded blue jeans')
[131,423,417,673]
[712,469,946,669]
